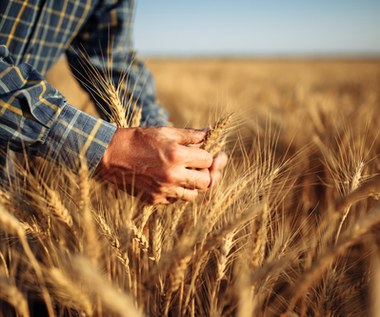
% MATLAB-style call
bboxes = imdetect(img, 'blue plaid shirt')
[0,0,168,175]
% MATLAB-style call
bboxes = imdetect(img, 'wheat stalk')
[1,57,379,317]
[48,268,93,316]
[0,205,55,317]
[285,202,380,315]
[0,275,29,317]
[73,257,143,317]
[335,173,380,212]
[335,161,365,242]
[79,163,100,263]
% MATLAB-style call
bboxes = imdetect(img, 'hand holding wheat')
[97,127,215,204]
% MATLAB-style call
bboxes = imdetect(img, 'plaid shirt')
[0,0,168,175]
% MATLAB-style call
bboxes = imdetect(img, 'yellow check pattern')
[0,0,168,177]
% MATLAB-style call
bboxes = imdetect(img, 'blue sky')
[134,0,380,56]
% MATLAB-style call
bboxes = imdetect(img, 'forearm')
[0,45,116,173]
[41,103,116,171]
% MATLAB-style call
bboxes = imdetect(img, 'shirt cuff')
[41,103,117,173]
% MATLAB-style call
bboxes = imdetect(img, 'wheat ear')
[48,268,93,316]
[335,161,365,242]
[107,84,128,128]
[131,106,142,128]
[73,257,143,317]
[163,254,192,316]
[201,113,233,153]
[131,224,149,253]
[95,213,131,269]
[335,173,380,212]
[286,202,380,314]
[0,205,55,317]
[45,186,73,227]
[150,212,163,262]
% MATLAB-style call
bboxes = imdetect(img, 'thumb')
[174,128,208,145]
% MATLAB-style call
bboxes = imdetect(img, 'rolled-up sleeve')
[0,45,116,172]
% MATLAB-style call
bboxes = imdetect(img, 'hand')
[209,151,228,187]
[96,127,214,204]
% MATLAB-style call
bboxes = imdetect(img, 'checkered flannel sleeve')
[0,46,116,172]
[66,0,169,127]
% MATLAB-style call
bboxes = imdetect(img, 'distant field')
[48,58,380,128]
[146,58,380,126]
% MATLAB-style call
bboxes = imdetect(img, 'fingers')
[169,187,199,202]
[99,126,228,206]
[168,152,227,190]
[141,194,171,205]
[210,151,228,172]
[141,186,199,204]
[177,145,213,169]
[178,168,211,191]
[170,128,208,145]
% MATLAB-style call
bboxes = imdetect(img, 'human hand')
[97,127,214,204]
[209,151,228,187]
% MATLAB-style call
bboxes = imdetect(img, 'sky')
[134,0,380,57]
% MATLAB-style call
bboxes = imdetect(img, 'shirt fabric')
[0,0,168,176]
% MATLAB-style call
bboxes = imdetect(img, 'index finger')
[178,145,213,169]
[172,128,208,145]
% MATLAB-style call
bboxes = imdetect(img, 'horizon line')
[139,51,380,60]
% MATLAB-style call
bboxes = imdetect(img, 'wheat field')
[1,58,380,317]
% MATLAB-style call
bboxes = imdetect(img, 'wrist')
[98,127,136,171]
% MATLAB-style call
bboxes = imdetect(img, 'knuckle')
[161,169,177,184]
[165,144,179,163]
[151,193,164,205]
[155,185,165,195]
[158,126,173,138]
[167,151,178,163]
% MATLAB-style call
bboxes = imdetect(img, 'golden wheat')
[1,59,380,316]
